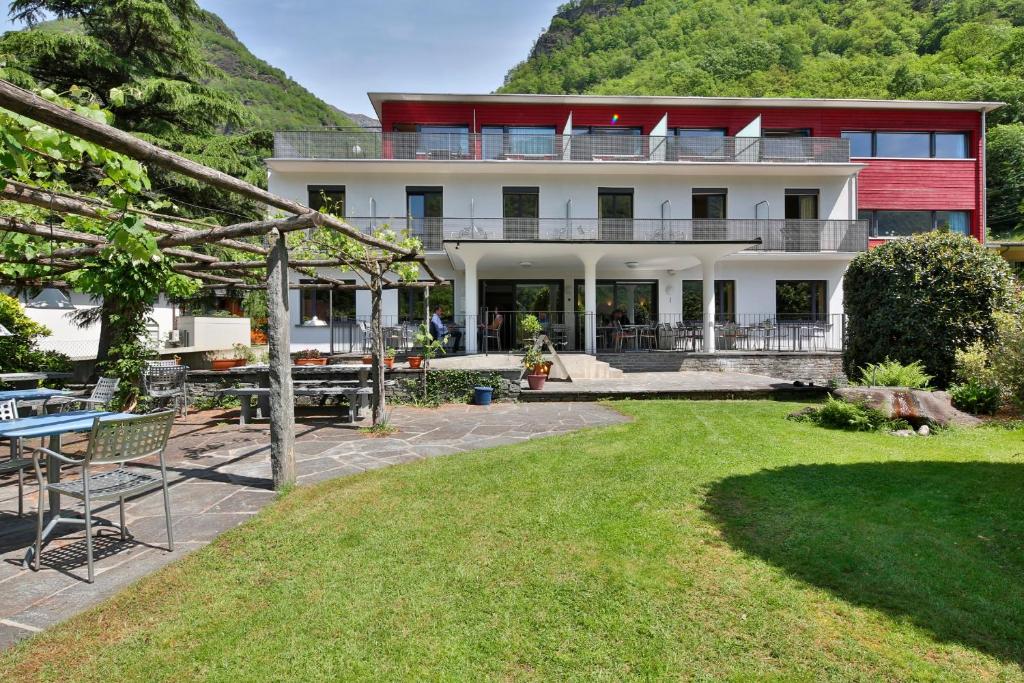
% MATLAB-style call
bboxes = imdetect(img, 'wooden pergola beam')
[2,179,269,257]
[201,280,450,291]
[155,213,318,248]
[0,80,414,258]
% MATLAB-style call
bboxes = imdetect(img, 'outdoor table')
[0,409,132,565]
[226,364,373,419]
[0,387,73,416]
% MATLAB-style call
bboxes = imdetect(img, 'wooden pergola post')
[266,228,295,488]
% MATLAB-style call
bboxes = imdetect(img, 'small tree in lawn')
[843,232,1021,387]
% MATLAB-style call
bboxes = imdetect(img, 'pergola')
[0,79,446,490]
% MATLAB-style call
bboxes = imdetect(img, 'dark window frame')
[307,185,345,214]
[775,280,828,321]
[858,209,971,237]
[841,131,971,159]
[682,279,736,322]
[692,188,728,219]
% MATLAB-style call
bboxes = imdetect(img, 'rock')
[890,429,916,437]
[833,387,982,428]
[917,424,930,436]
[787,406,818,421]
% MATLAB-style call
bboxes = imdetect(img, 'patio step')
[558,354,624,380]
[597,351,846,385]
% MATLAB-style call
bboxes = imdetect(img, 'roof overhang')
[369,92,1004,119]
[266,159,865,178]
[988,242,1024,262]
[442,240,758,272]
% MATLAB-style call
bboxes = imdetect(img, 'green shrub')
[790,396,906,432]
[990,311,1024,407]
[954,341,997,387]
[843,232,1021,388]
[392,370,509,406]
[856,358,932,389]
[950,381,1002,415]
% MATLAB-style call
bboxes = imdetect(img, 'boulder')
[833,387,982,428]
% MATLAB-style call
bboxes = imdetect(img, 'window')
[673,128,727,159]
[300,281,355,325]
[415,125,469,158]
[763,128,810,137]
[407,187,443,249]
[307,185,344,214]
[399,281,454,322]
[841,131,873,157]
[692,188,727,219]
[859,209,970,237]
[841,131,970,158]
[503,187,539,239]
[482,126,557,159]
[784,189,819,220]
[935,132,969,158]
[876,132,930,158]
[598,188,633,240]
[776,280,827,321]
[682,280,735,322]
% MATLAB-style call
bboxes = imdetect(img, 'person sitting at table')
[536,311,551,332]
[430,306,462,352]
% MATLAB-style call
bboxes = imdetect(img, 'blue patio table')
[0,410,134,566]
[0,387,72,414]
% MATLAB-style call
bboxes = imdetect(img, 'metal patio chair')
[638,323,659,351]
[31,411,176,583]
[48,376,120,413]
[143,364,189,417]
[0,399,33,516]
[482,314,504,352]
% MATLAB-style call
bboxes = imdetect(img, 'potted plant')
[295,348,327,366]
[523,346,547,390]
[211,343,251,371]
[519,313,543,345]
[361,353,373,365]
[383,347,396,369]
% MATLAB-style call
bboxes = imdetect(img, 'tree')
[0,292,71,374]
[1,0,260,224]
[843,232,1021,387]
[986,123,1024,239]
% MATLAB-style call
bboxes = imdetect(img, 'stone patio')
[0,402,626,650]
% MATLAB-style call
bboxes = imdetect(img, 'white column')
[464,256,479,354]
[583,257,598,354]
[701,257,716,353]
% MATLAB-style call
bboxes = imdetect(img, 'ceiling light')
[519,261,533,268]
[625,261,639,269]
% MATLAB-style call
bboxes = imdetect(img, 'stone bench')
[219,386,373,425]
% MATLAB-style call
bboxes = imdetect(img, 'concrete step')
[557,353,623,380]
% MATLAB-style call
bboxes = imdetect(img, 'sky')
[0,0,562,116]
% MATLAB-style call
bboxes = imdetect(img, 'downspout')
[981,110,988,243]
[754,200,769,219]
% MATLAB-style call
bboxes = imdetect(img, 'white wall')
[269,169,854,223]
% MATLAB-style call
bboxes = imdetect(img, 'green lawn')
[4,401,1024,681]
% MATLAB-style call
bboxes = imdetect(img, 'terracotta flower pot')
[383,358,395,369]
[526,374,547,390]
[211,358,244,371]
[295,357,327,366]
[408,356,423,369]
[532,362,552,376]
[361,355,373,365]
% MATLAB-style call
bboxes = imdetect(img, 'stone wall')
[599,352,847,386]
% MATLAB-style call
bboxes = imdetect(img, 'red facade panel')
[379,99,987,238]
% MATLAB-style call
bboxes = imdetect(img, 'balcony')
[273,131,851,164]
[340,217,869,253]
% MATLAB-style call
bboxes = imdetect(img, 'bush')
[950,381,1002,415]
[843,232,1021,388]
[0,293,72,375]
[856,358,932,389]
[790,396,906,432]
[990,311,1024,407]
[392,369,510,406]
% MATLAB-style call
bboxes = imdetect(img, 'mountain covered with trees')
[501,0,1024,239]
[0,0,358,224]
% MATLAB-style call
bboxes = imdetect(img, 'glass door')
[407,187,443,250]
[598,188,633,240]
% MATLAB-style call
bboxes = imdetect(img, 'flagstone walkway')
[0,402,626,649]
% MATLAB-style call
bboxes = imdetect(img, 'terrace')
[272,130,852,164]
[340,217,870,252]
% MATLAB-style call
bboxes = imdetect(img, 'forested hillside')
[501,0,1024,238]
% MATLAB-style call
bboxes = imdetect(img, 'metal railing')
[340,217,869,253]
[273,131,851,164]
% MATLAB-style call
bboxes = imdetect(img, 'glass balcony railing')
[336,217,869,253]
[273,131,852,164]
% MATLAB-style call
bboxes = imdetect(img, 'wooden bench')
[219,386,373,425]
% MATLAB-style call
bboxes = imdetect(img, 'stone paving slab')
[0,402,626,650]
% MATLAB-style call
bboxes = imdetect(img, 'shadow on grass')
[704,461,1024,665]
